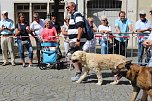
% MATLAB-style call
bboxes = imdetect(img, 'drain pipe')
[136,0,139,21]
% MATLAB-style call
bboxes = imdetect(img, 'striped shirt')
[68,11,86,42]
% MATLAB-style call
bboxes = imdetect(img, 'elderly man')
[30,13,45,66]
[136,10,151,65]
[0,11,15,66]
[66,2,87,81]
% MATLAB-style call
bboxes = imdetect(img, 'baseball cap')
[33,13,39,18]
[2,11,8,14]
[139,10,146,15]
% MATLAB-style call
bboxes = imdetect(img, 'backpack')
[73,13,94,40]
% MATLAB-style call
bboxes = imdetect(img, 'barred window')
[87,0,122,8]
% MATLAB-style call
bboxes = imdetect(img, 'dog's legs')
[141,90,148,101]
[130,87,140,101]
[96,71,102,85]
[76,69,90,83]
[148,89,152,100]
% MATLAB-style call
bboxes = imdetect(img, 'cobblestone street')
[0,54,149,101]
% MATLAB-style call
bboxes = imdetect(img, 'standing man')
[30,13,45,66]
[135,10,151,65]
[114,11,133,56]
[66,2,87,81]
[110,11,133,85]
[50,16,61,34]
[0,11,15,66]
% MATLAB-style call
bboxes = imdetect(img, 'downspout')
[75,0,78,10]
[136,0,139,21]
[83,0,86,16]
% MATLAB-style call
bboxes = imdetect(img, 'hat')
[33,13,39,18]
[139,10,146,15]
[2,11,8,14]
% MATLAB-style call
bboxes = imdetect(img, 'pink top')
[41,27,57,42]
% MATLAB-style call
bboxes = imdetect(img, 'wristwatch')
[76,39,80,42]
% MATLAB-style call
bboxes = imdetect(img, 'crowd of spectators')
[0,2,152,85]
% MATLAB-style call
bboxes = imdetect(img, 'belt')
[1,34,13,36]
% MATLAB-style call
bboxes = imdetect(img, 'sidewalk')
[0,54,147,101]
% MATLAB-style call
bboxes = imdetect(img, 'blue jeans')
[16,39,33,60]
[147,48,152,66]
[138,41,147,65]
[100,40,108,54]
[138,42,143,64]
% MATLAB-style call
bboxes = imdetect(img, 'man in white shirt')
[135,10,151,65]
[30,13,45,65]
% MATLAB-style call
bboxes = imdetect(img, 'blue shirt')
[0,18,15,35]
[115,18,132,42]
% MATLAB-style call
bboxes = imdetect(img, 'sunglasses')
[102,20,106,21]
[66,6,70,9]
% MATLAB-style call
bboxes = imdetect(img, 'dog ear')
[125,60,132,70]
[81,52,86,62]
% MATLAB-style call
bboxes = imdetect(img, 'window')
[16,4,29,10]
[87,0,122,8]
[33,4,47,10]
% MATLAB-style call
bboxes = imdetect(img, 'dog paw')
[96,83,102,85]
[76,81,81,83]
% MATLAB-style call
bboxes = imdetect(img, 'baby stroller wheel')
[39,63,47,70]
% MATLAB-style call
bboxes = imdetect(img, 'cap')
[139,10,146,15]
[2,11,8,14]
[33,13,39,18]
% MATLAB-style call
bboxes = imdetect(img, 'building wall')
[1,0,14,20]
[138,0,152,21]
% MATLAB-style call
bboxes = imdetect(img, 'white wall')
[1,0,14,20]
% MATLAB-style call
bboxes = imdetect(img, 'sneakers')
[110,80,119,85]
[28,64,33,68]
[2,62,7,66]
[71,73,81,82]
[11,62,16,66]
[22,64,27,68]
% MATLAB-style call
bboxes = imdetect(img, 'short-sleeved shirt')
[98,25,111,41]
[41,27,57,42]
[16,22,29,41]
[135,19,151,42]
[115,18,132,42]
[30,19,45,36]
[0,18,15,35]
[68,11,86,42]
[50,21,61,34]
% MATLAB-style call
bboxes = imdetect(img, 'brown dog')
[115,61,152,101]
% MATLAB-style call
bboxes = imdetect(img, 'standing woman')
[15,13,33,67]
[98,16,112,54]
[61,16,70,55]
[83,17,97,53]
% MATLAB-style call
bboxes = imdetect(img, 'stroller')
[39,42,63,70]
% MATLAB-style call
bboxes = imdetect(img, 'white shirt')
[30,19,45,36]
[135,19,151,33]
[98,25,111,41]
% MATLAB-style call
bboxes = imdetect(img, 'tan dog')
[71,51,127,85]
[115,61,152,101]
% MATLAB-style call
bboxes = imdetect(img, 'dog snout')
[112,69,120,75]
